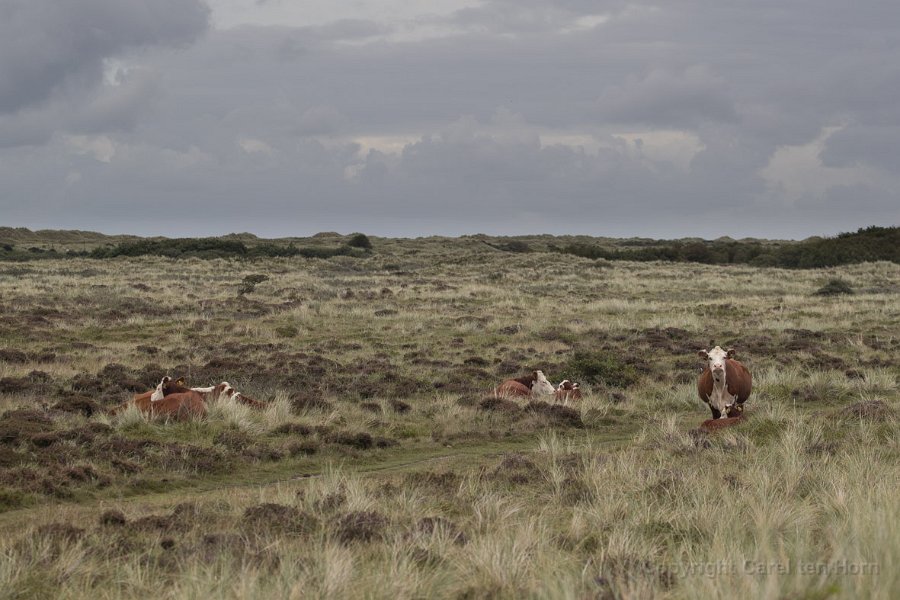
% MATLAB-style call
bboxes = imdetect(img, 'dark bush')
[285,440,319,456]
[334,511,388,544]
[99,510,127,527]
[814,278,854,296]
[388,399,411,413]
[326,431,374,450]
[524,402,584,428]
[477,397,520,412]
[567,350,639,388]
[273,423,312,436]
[238,273,269,295]
[275,325,299,338]
[0,410,52,445]
[347,233,373,249]
[241,504,316,535]
[52,395,101,417]
[290,392,332,413]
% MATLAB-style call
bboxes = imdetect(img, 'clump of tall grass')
[206,395,263,435]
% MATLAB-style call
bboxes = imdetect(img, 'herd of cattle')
[112,345,752,428]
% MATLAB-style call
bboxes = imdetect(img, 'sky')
[1,0,898,240]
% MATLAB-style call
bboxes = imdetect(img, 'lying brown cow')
[110,377,206,420]
[152,378,266,409]
[495,370,556,398]
[111,376,265,418]
[554,380,582,404]
[697,346,752,419]
[700,415,745,431]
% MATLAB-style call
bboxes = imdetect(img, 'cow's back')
[150,391,207,419]
[497,380,531,398]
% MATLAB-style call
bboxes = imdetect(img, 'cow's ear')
[697,350,709,359]
[726,348,735,359]
[174,376,185,386]
[532,370,539,378]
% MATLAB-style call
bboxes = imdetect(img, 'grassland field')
[0,234,898,599]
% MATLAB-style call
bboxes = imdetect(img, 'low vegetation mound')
[554,226,900,268]
[566,350,639,388]
[814,278,854,296]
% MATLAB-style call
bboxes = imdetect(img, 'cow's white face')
[698,346,737,417]
[699,346,733,384]
[532,370,555,396]
[150,376,170,402]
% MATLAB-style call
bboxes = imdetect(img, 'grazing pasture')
[0,235,898,599]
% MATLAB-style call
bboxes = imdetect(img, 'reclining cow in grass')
[110,376,206,419]
[554,380,582,404]
[149,377,266,409]
[495,370,556,399]
[697,346,752,420]
[111,376,265,418]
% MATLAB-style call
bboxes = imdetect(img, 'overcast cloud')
[1,0,898,239]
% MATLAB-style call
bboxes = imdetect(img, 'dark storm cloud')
[596,67,737,128]
[1,0,898,238]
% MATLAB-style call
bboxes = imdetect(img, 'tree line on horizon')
[551,226,899,269]
[1,226,897,268]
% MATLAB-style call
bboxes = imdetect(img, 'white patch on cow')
[150,377,169,402]
[190,386,215,394]
[531,370,555,396]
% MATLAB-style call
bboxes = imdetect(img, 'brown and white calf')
[697,347,752,419]
[554,380,582,404]
[495,370,556,399]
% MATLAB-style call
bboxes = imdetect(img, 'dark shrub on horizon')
[347,233,373,250]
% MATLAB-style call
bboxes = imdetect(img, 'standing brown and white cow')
[697,346,752,419]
